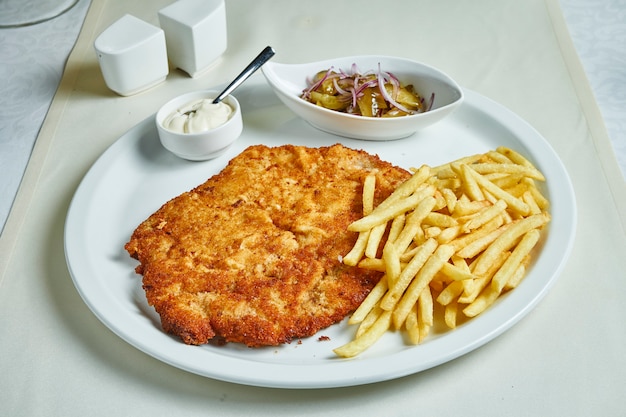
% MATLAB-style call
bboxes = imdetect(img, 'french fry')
[485,150,513,164]
[450,256,475,296]
[392,244,454,329]
[459,250,510,304]
[441,187,458,213]
[337,146,551,357]
[461,199,507,233]
[491,229,541,292]
[405,304,420,344]
[523,178,549,209]
[491,173,525,190]
[347,184,435,232]
[387,213,406,243]
[436,279,465,305]
[465,165,530,216]
[334,310,392,358]
[504,257,529,290]
[424,226,442,240]
[469,163,545,181]
[380,238,438,312]
[365,223,387,258]
[449,215,506,254]
[439,262,476,282]
[456,163,485,201]
[362,171,377,215]
[349,275,388,324]
[418,285,434,327]
[437,225,463,244]
[444,301,458,329]
[503,182,532,199]
[455,221,511,259]
[379,165,431,208]
[417,286,434,341]
[418,313,431,342]
[496,146,535,168]
[463,285,500,317]
[453,199,491,216]
[344,178,376,265]
[382,242,402,286]
[522,190,542,215]
[342,230,370,266]
[357,258,386,272]
[472,213,549,276]
[423,212,458,228]
[394,196,437,253]
[399,244,420,262]
[356,305,383,338]
[431,154,482,177]
[433,190,447,211]
[433,177,462,191]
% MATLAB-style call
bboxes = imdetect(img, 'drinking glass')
[0,0,79,28]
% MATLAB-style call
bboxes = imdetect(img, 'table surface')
[1,0,625,416]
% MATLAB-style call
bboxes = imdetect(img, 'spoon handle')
[212,46,275,104]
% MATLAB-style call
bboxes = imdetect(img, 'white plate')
[64,85,576,389]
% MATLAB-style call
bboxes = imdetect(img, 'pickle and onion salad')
[301,64,433,118]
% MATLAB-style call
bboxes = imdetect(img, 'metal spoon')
[212,46,275,104]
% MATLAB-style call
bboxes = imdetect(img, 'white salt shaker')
[158,0,227,78]
[94,14,169,96]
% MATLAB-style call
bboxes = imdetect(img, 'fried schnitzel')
[125,144,411,347]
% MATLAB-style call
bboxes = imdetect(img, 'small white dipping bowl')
[156,90,243,161]
[262,55,463,140]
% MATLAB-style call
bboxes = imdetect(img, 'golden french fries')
[333,146,550,358]
[333,310,392,358]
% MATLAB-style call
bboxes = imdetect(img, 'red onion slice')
[301,62,429,117]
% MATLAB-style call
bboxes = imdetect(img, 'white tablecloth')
[1,0,625,415]
[1,0,626,232]
[0,0,91,232]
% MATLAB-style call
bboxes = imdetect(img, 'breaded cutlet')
[125,144,411,347]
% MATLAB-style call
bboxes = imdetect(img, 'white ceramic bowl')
[156,90,243,161]
[262,55,463,140]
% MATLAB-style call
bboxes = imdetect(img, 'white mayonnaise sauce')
[163,99,233,133]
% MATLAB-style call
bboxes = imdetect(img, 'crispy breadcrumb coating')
[125,144,410,346]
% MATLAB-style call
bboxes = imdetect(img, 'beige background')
[1,0,625,415]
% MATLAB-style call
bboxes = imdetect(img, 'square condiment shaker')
[158,0,227,78]
[94,14,169,96]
